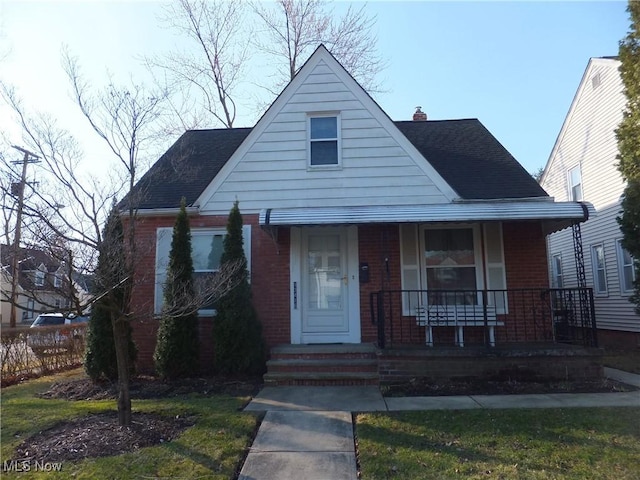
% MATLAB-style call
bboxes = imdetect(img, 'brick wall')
[378,346,603,383]
[130,219,552,372]
[502,221,549,288]
[129,213,290,373]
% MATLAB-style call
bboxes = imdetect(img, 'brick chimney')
[413,106,427,121]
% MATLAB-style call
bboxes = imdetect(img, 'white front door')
[290,226,361,344]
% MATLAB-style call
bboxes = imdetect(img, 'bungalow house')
[541,57,639,349]
[128,46,600,383]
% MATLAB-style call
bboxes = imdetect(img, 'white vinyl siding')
[542,58,639,333]
[155,226,251,316]
[199,56,453,214]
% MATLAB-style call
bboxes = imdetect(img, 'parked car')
[28,313,88,355]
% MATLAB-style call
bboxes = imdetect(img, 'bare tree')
[252,0,385,93]
[61,52,173,425]
[146,0,250,129]
[1,82,109,317]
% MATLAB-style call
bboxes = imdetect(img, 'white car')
[28,313,88,355]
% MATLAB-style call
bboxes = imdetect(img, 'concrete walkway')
[240,375,640,480]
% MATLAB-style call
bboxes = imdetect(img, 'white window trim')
[590,243,608,296]
[307,112,341,170]
[26,299,35,319]
[420,224,485,294]
[400,223,507,314]
[567,165,582,201]
[155,225,252,316]
[616,239,636,295]
[34,268,45,287]
[551,254,563,288]
[53,274,62,288]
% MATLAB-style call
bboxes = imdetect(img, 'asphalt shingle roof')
[130,128,251,210]
[129,119,547,209]
[394,119,548,200]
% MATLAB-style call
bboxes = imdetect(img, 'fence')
[1,324,87,385]
[370,288,597,349]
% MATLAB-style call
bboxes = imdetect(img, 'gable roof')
[130,118,546,210]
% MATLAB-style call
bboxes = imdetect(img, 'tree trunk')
[112,314,132,426]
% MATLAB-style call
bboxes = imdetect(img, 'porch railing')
[369,288,597,349]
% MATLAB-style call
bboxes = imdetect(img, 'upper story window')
[552,254,563,288]
[616,239,636,294]
[591,244,607,295]
[53,274,62,288]
[568,165,583,201]
[309,115,340,167]
[34,269,45,287]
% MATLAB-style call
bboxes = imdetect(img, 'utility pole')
[8,146,40,328]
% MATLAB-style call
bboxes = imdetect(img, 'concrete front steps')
[264,343,380,386]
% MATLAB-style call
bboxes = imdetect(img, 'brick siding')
[130,217,550,372]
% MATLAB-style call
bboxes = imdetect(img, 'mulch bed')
[13,412,195,463]
[37,374,264,401]
[9,375,263,465]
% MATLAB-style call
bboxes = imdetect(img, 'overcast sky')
[0,1,630,179]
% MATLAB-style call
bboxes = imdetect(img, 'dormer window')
[54,274,62,288]
[309,115,340,167]
[35,269,45,287]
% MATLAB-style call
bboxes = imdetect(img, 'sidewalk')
[239,374,640,480]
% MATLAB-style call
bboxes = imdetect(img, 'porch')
[263,287,601,386]
[370,287,598,349]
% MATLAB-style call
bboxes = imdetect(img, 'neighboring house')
[0,244,86,325]
[128,46,595,379]
[541,57,639,349]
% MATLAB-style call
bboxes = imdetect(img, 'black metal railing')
[370,288,597,349]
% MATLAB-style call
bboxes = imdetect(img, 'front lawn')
[1,369,260,479]
[602,349,640,374]
[356,408,640,479]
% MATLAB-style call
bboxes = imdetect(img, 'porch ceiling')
[259,201,592,234]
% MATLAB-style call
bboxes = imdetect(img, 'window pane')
[311,141,338,165]
[569,166,582,201]
[426,267,477,291]
[193,272,216,310]
[311,117,337,139]
[307,234,342,310]
[192,234,224,271]
[623,265,635,291]
[425,229,475,266]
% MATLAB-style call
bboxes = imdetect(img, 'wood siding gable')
[196,46,458,215]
